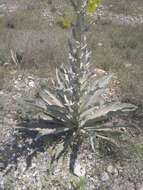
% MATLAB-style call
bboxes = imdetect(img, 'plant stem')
[70,0,87,127]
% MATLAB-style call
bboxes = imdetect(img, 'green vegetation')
[87,0,102,14]
[0,49,10,65]
[3,176,15,190]
[72,177,87,190]
[17,0,137,173]
[57,14,72,29]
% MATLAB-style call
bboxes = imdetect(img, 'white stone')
[3,62,10,66]
[107,165,118,176]
[0,91,4,95]
[125,63,132,68]
[73,162,86,177]
[18,75,22,80]
[31,163,37,169]
[98,42,103,47]
[101,172,110,181]
[28,76,34,80]
[14,80,18,84]
[28,81,35,88]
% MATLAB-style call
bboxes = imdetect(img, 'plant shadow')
[0,119,72,174]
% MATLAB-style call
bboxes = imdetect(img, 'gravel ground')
[0,71,142,190]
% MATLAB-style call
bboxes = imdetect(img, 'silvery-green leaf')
[25,99,67,123]
[45,106,70,122]
[17,126,71,136]
[54,89,73,113]
[80,88,105,111]
[10,49,19,66]
[35,98,47,110]
[83,102,137,127]
[90,136,96,152]
[54,89,67,105]
[86,127,123,136]
[80,73,97,91]
[47,104,72,120]
[42,89,64,108]
[85,74,112,93]
[46,104,66,114]
[39,90,56,106]
[59,67,70,83]
[25,98,47,111]
[38,126,70,135]
[35,126,73,141]
[95,134,119,146]
[80,105,98,120]
[56,67,69,89]
[56,68,64,89]
[96,74,113,89]
[25,103,64,123]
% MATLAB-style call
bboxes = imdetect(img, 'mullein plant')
[17,0,137,170]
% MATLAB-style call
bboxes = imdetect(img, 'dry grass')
[0,0,143,106]
[89,22,143,105]
[102,0,143,15]
[0,67,4,89]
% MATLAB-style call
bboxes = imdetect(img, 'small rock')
[18,75,22,81]
[73,162,86,177]
[98,42,103,47]
[3,62,10,67]
[28,81,35,88]
[101,172,110,182]
[0,91,4,95]
[28,76,34,80]
[14,80,18,85]
[53,168,61,176]
[95,68,106,75]
[87,154,93,160]
[107,165,118,176]
[125,63,132,68]
[31,163,37,169]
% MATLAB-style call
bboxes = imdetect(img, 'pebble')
[107,165,118,176]
[18,75,22,80]
[125,63,132,68]
[73,162,86,177]
[3,62,10,67]
[27,76,34,80]
[101,172,110,182]
[53,168,61,176]
[0,91,4,95]
[98,42,103,47]
[28,81,35,88]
